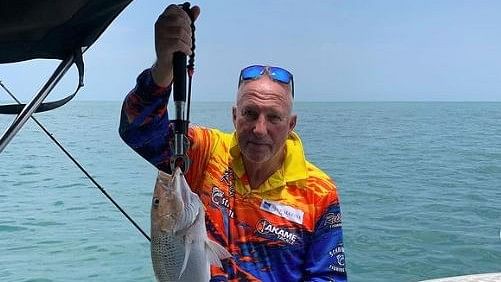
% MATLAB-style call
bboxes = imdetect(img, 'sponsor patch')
[260,199,304,224]
[255,219,299,244]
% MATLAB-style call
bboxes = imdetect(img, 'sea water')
[1,101,500,282]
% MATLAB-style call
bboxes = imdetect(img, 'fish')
[151,167,232,281]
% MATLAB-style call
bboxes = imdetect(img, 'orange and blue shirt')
[119,69,347,281]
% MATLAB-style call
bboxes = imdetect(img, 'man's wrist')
[151,62,173,88]
[133,68,171,100]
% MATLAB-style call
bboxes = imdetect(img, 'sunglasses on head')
[238,65,294,98]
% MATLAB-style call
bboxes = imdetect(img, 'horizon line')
[1,99,500,104]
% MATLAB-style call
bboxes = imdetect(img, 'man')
[119,4,347,282]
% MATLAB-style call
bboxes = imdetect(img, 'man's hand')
[152,4,200,87]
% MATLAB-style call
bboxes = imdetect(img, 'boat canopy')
[0,0,132,63]
[0,0,133,152]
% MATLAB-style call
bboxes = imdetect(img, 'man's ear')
[289,114,297,133]
[232,106,237,127]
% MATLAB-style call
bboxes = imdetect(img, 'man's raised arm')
[118,4,200,172]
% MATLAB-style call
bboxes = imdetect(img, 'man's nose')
[253,114,267,136]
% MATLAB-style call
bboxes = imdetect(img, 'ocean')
[1,101,500,282]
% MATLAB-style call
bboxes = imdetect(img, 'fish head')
[151,170,183,233]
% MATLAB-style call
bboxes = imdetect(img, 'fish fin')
[205,239,232,268]
[175,195,201,232]
[178,239,193,279]
[173,169,201,232]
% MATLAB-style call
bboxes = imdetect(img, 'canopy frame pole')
[0,53,75,153]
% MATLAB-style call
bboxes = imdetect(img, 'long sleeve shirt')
[119,69,347,282]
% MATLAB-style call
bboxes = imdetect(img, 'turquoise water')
[1,101,500,281]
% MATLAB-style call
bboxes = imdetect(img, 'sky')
[1,0,501,102]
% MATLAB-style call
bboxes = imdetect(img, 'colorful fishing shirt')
[119,69,347,282]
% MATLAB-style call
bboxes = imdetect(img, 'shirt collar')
[229,131,308,193]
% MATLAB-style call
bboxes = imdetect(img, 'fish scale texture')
[151,233,186,281]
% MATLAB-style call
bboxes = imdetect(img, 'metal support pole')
[0,54,75,153]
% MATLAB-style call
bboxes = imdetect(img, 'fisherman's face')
[233,75,296,165]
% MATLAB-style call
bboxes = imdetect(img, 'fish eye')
[152,197,160,207]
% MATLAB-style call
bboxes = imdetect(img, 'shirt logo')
[260,199,304,224]
[220,168,235,196]
[255,219,298,245]
[328,246,346,273]
[211,186,234,218]
[324,212,342,228]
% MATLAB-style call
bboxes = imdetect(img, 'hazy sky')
[1,0,501,102]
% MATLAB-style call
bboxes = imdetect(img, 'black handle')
[170,2,193,173]
[172,51,187,102]
[172,2,192,103]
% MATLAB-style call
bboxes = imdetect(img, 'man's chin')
[242,151,271,164]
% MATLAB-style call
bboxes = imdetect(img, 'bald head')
[236,75,294,114]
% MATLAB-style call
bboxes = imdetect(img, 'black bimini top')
[0,0,133,116]
[0,0,132,64]
[0,0,133,152]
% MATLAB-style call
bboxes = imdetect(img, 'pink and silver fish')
[151,167,231,281]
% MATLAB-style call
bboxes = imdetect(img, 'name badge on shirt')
[260,199,304,224]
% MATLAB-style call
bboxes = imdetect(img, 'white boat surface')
[420,272,501,282]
